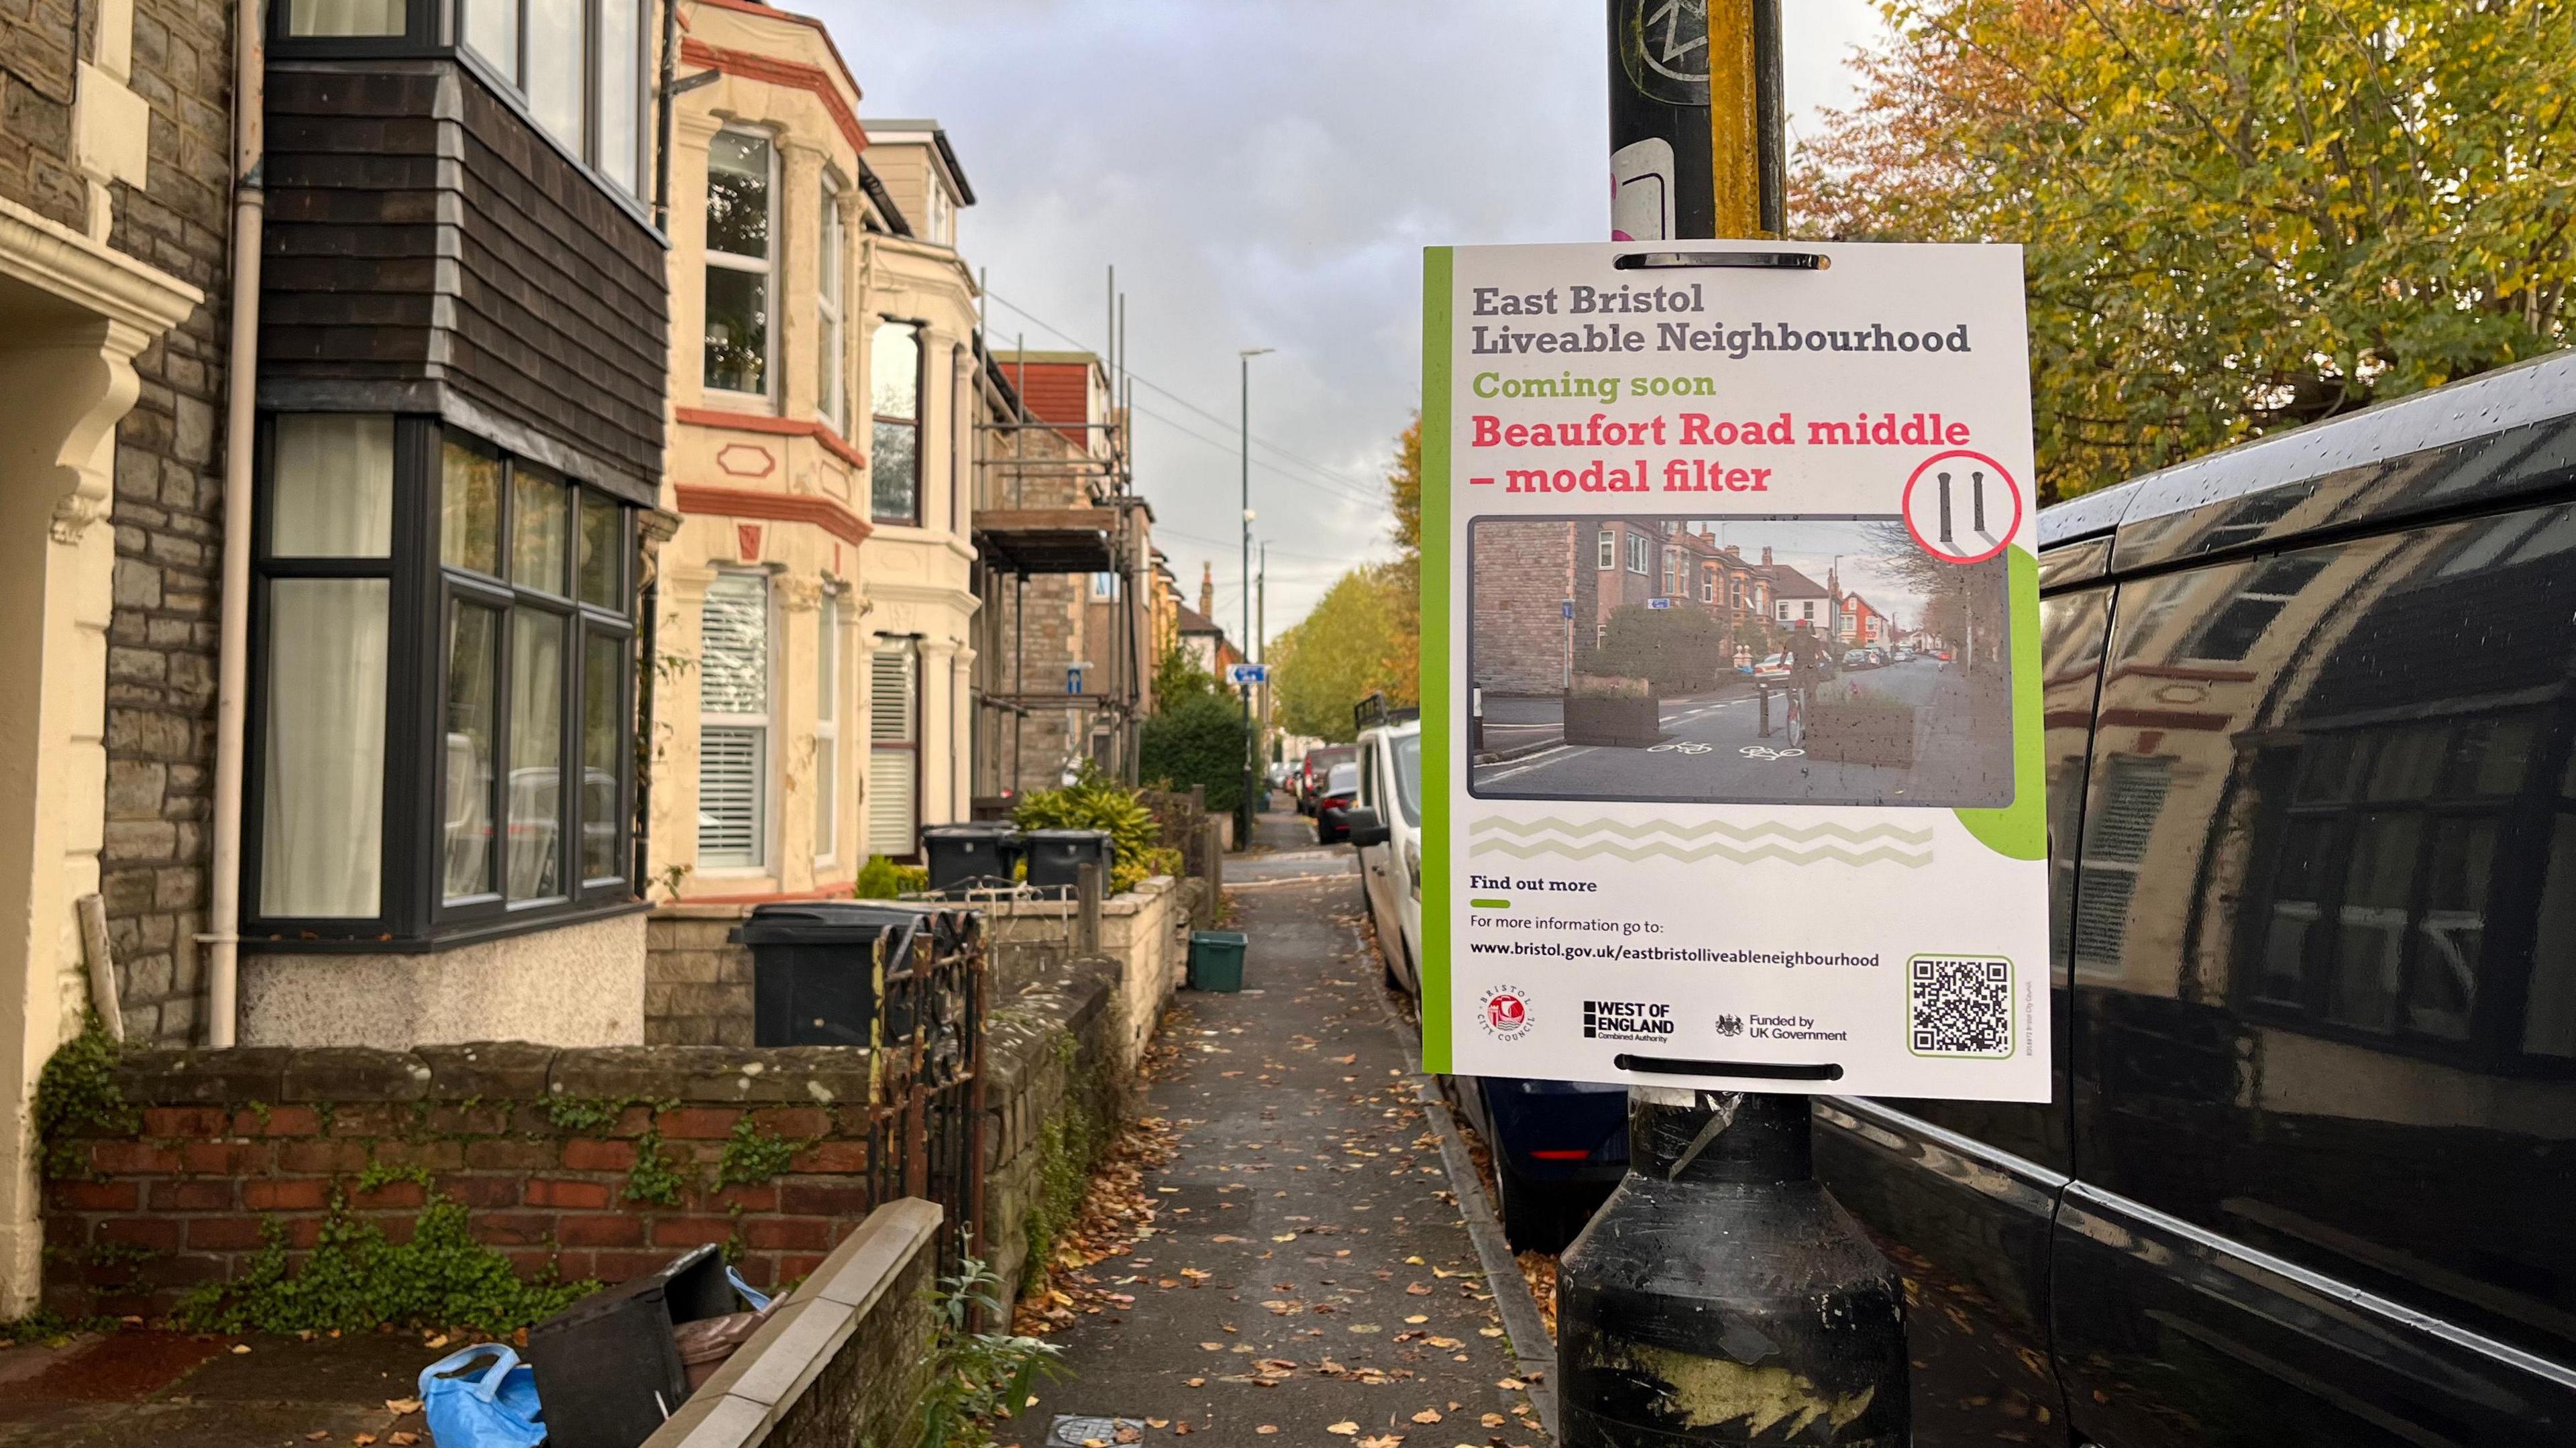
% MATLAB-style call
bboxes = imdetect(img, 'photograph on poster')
[1466,514,2012,807]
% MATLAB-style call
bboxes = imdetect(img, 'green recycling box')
[1188,931,1247,992]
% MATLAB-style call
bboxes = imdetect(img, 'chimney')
[1761,546,1773,565]
[1199,561,1214,619]
[1725,544,1741,559]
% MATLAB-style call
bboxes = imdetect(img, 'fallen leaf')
[1403,1314,1428,1325]
[388,1437,419,1447]
[1181,1268,1212,1282]
[1482,1414,1507,1428]
[1327,1423,1359,1437]
[1358,1437,1404,1448]
[1271,1233,1298,1243]
[304,1436,329,1443]
[1427,1335,1461,1349]
[1497,1378,1527,1390]
[421,1334,449,1349]
[1405,1283,1432,1296]
[1477,1327,1505,1338]
[354,1437,378,1447]
[1115,1429,1142,1445]
[1186,1377,1205,1387]
[1410,1408,1443,1425]
[230,1344,252,1354]
[1201,1342,1224,1351]
[1173,1425,1193,1436]
[1404,1256,1425,1265]
[1146,1419,1169,1429]
[1212,1235,1246,1243]
[384,1398,423,1415]
[1256,1426,1279,1436]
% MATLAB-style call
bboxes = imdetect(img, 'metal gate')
[871,907,987,1281]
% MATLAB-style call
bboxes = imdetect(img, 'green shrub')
[1015,767,1169,894]
[1138,691,1251,814]
[853,855,928,898]
[1593,604,1731,695]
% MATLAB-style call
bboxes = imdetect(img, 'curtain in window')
[287,0,404,35]
[262,579,389,917]
[506,612,566,900]
[272,415,394,557]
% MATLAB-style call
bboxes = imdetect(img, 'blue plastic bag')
[419,1343,546,1448]
[726,1265,771,1311]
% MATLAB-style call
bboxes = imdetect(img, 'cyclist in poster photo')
[1781,618,1831,746]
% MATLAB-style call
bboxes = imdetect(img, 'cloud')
[817,0,1888,641]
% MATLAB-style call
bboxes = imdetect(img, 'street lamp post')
[1239,346,1273,836]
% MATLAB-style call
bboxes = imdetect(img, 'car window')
[1391,732,1422,828]
[2070,503,2576,1366]
[1326,762,1358,795]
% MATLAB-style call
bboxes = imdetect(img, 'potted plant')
[1562,673,1663,747]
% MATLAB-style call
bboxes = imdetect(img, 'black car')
[1813,349,2576,1445]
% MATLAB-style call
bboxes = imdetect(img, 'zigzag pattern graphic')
[1468,816,1934,868]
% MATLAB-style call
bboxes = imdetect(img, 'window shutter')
[699,726,764,866]
[867,649,916,855]
[700,574,768,715]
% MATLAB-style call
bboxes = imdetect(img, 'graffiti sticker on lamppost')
[1419,239,2048,1102]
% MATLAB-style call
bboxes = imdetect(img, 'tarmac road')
[1470,657,2010,807]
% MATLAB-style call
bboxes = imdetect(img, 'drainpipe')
[205,0,266,1047]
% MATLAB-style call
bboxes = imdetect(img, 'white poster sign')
[1419,240,2049,1101]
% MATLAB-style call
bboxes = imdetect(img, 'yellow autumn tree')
[1796,0,2576,500]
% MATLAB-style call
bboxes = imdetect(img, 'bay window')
[249,416,639,945]
[815,592,841,864]
[871,321,922,524]
[705,131,775,397]
[818,180,847,433]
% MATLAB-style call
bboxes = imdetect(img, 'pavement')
[0,1328,438,1447]
[1472,657,2010,807]
[1027,830,1552,1447]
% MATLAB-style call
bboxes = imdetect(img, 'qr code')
[1909,956,2013,1058]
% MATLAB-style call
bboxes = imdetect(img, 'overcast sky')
[820,1,1894,646]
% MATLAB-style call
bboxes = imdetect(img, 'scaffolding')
[967,323,1154,811]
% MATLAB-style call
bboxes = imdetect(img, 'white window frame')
[698,570,773,871]
[1597,529,1615,570]
[817,176,846,433]
[814,590,841,866]
[704,127,777,404]
[1700,569,1715,604]
[1627,533,1649,575]
[867,643,920,857]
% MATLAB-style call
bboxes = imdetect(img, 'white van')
[1339,718,1424,993]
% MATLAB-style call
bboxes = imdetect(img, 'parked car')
[1841,647,1874,669]
[1815,349,2576,1445]
[1310,761,1360,843]
[1297,745,1356,816]
[1893,647,1915,663]
[1330,719,1621,1251]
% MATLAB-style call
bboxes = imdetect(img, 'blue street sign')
[1647,597,1672,610]
[1228,663,1270,686]
[1065,664,1085,693]
[1561,599,1575,619]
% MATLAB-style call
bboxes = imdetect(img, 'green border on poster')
[1950,545,2045,860]
[1419,246,1455,1073]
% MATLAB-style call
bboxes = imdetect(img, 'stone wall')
[97,0,239,1046]
[1472,520,1579,698]
[977,958,1120,1305]
[645,1199,941,1448]
[239,911,649,1050]
[982,875,1193,1073]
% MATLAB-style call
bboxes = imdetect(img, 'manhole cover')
[1045,1415,1145,1447]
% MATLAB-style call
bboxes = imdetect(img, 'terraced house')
[651,0,988,897]
[2,0,672,1312]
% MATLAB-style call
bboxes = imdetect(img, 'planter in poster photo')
[1561,673,1664,748]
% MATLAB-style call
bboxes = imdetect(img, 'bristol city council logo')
[1478,986,1534,1041]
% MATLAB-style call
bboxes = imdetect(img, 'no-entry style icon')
[1902,449,2023,565]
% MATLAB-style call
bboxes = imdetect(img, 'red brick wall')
[41,1044,897,1321]
[1470,521,1578,698]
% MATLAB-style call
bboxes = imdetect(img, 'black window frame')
[243,414,640,952]
[267,0,653,219]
